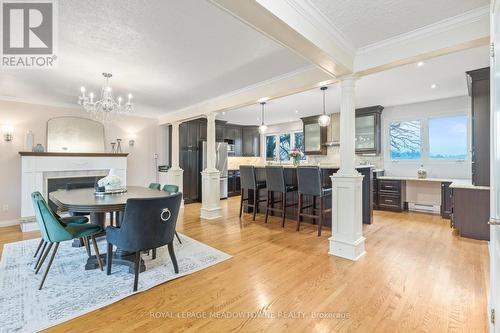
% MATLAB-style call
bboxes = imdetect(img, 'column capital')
[205,112,217,121]
[338,73,360,82]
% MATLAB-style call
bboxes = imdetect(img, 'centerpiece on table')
[289,148,304,166]
[95,169,127,195]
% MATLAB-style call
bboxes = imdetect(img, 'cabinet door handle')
[488,218,500,225]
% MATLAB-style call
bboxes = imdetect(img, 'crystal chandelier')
[78,73,133,122]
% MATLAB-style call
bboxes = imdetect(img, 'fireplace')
[47,176,104,212]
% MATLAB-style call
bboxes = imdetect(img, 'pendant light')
[318,86,330,127]
[258,102,268,134]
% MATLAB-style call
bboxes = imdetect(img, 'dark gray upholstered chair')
[239,165,267,221]
[106,192,182,291]
[296,166,332,236]
[264,166,297,227]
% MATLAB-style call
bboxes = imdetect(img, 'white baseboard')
[408,202,440,214]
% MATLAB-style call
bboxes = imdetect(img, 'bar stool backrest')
[297,166,322,196]
[265,166,285,192]
[240,165,257,190]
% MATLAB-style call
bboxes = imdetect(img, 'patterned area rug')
[0,234,231,332]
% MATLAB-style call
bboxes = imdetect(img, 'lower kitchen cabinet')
[451,187,490,241]
[440,182,452,218]
[228,170,241,197]
[377,179,406,212]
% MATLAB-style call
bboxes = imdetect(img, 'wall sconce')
[129,133,137,147]
[2,124,13,142]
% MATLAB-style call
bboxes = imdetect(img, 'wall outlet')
[2,204,8,212]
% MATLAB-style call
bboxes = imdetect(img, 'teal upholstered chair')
[31,192,103,290]
[161,185,182,244]
[162,184,179,193]
[148,183,161,190]
[31,192,89,267]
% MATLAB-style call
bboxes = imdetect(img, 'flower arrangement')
[288,148,304,166]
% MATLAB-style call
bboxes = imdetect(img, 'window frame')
[264,130,306,162]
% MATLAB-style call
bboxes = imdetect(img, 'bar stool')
[239,165,267,220]
[264,166,298,227]
[296,166,332,236]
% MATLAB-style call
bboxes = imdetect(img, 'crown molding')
[283,0,356,56]
[357,5,490,55]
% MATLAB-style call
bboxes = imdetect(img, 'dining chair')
[106,192,182,292]
[162,184,182,244]
[31,192,103,290]
[31,192,90,267]
[148,183,161,190]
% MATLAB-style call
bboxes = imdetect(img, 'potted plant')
[289,148,304,166]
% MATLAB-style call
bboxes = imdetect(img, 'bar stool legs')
[296,193,328,236]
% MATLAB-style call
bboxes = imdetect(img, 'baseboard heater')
[408,202,440,214]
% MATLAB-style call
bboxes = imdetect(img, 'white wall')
[382,95,471,179]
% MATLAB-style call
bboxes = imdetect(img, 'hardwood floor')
[0,197,489,332]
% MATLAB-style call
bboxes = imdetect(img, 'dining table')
[49,186,174,272]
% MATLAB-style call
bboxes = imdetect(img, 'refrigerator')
[200,141,228,199]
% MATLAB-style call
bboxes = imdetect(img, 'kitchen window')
[389,120,422,160]
[266,131,305,161]
[428,115,467,160]
[265,135,276,160]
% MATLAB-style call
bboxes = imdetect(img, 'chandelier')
[78,72,133,122]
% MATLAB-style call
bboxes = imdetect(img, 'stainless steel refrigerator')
[200,141,228,199]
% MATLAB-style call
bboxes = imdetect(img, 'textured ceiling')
[0,0,308,117]
[220,46,488,125]
[309,0,489,48]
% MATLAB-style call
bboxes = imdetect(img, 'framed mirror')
[47,117,105,152]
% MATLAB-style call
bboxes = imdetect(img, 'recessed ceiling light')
[221,111,225,115]
[295,110,299,114]
[431,83,437,89]
[417,61,424,67]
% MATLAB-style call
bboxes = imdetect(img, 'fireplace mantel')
[19,152,128,157]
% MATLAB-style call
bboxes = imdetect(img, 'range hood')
[323,113,340,147]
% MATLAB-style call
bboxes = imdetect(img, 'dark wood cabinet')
[452,187,490,241]
[301,115,327,155]
[378,179,406,212]
[355,105,383,155]
[372,169,385,210]
[179,119,203,203]
[440,182,452,219]
[467,67,490,186]
[216,120,226,142]
[242,126,260,157]
[225,124,243,156]
[228,170,241,196]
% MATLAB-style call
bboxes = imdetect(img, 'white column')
[166,121,184,206]
[200,112,222,219]
[329,75,366,261]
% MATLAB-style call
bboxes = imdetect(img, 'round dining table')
[49,186,174,272]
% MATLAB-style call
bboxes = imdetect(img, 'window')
[266,135,276,160]
[389,120,421,160]
[279,133,291,161]
[294,132,306,160]
[429,115,467,160]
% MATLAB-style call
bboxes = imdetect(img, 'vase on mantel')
[25,131,34,151]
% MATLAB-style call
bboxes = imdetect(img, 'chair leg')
[34,241,46,268]
[265,191,270,224]
[33,239,44,258]
[91,235,103,271]
[106,242,113,275]
[133,251,140,292]
[83,236,91,257]
[252,189,257,221]
[35,242,53,274]
[152,248,157,260]
[318,196,324,236]
[239,188,244,218]
[175,231,182,244]
[281,192,286,228]
[296,193,302,231]
[167,242,179,274]
[312,196,317,225]
[39,242,59,290]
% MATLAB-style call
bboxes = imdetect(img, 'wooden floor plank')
[0,197,489,332]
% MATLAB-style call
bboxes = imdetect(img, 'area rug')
[0,234,231,332]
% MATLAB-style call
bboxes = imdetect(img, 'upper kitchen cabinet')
[467,67,490,187]
[301,115,327,155]
[355,105,383,154]
[225,124,243,156]
[242,126,260,156]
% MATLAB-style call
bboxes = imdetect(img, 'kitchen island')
[243,165,374,226]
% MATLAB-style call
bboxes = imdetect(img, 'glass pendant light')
[258,102,268,134]
[318,86,330,127]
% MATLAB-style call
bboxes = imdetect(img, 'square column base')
[329,174,366,261]
[200,169,221,220]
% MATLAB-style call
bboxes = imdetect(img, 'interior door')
[490,2,500,331]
